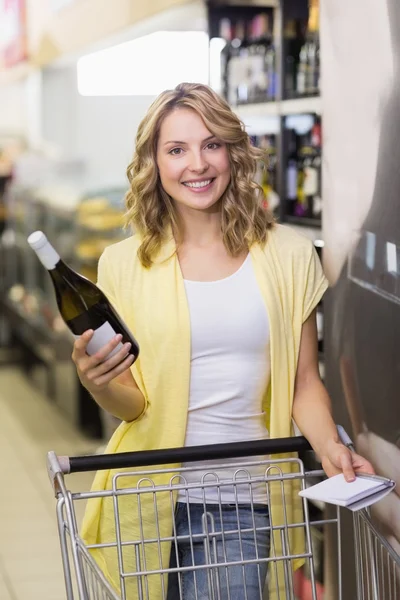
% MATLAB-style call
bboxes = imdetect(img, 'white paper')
[299,474,395,511]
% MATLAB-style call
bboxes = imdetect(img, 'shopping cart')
[47,432,400,600]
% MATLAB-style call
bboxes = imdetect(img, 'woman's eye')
[206,142,221,150]
[169,147,183,156]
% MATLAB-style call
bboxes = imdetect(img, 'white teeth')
[183,179,212,189]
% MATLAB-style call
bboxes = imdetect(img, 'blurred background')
[0,1,398,599]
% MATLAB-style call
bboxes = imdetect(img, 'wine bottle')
[227,20,245,106]
[286,129,298,215]
[247,13,272,103]
[27,231,140,362]
[296,40,309,96]
[283,19,300,99]
[219,18,233,101]
[295,134,310,217]
[265,43,276,100]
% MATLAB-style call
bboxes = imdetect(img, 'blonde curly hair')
[125,82,274,267]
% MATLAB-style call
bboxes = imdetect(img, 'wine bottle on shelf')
[295,134,311,217]
[307,34,320,94]
[265,42,276,101]
[250,13,275,103]
[310,118,323,218]
[266,137,280,214]
[296,0,320,97]
[296,40,309,96]
[247,15,264,104]
[256,134,279,214]
[27,231,140,362]
[303,155,318,216]
[227,20,246,106]
[235,20,251,105]
[219,18,233,100]
[283,20,302,99]
[286,130,298,215]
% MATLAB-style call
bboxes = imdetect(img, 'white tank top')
[178,254,271,504]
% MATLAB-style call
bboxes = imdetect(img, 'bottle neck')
[33,239,61,270]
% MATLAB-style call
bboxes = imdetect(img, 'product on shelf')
[286,129,299,215]
[284,116,322,223]
[76,194,125,229]
[295,0,320,97]
[283,19,303,99]
[251,134,280,216]
[218,12,276,106]
[209,1,323,227]
[76,211,123,231]
[75,238,113,261]
[74,189,127,282]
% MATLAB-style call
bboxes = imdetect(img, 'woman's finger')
[86,342,132,380]
[72,329,94,360]
[351,453,375,476]
[339,450,356,482]
[86,334,124,367]
[90,353,135,388]
[76,334,123,375]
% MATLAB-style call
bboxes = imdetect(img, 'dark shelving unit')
[207,0,323,231]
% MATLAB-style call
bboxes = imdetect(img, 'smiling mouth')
[182,178,215,189]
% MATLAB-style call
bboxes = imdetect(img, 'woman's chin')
[176,194,221,213]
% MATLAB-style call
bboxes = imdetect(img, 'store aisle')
[0,367,98,600]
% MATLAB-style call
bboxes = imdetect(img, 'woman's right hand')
[72,330,135,395]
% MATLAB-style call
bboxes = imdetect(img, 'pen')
[355,472,395,485]
[337,426,395,486]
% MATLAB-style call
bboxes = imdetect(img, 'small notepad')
[299,473,395,511]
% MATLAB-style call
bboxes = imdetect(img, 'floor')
[0,366,98,600]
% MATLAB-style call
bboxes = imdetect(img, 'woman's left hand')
[320,439,375,482]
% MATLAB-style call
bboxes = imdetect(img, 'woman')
[73,83,373,600]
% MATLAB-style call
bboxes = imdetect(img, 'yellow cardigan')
[81,223,328,599]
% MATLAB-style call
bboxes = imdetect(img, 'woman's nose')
[188,151,209,173]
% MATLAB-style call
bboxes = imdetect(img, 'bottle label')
[287,164,298,200]
[74,321,124,360]
[297,71,306,94]
[304,166,318,196]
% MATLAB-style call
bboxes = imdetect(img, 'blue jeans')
[167,502,270,600]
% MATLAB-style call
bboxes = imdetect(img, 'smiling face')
[156,108,231,216]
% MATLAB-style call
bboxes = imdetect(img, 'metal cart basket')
[47,434,400,600]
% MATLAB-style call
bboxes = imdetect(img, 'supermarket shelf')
[234,96,321,135]
[285,215,322,229]
[234,101,280,119]
[234,96,321,119]
[281,95,322,115]
[234,103,280,136]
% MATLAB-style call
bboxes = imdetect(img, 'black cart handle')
[47,426,352,479]
[49,436,312,477]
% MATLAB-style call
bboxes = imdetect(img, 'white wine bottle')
[27,231,139,362]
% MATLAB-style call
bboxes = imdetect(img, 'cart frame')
[47,433,400,600]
